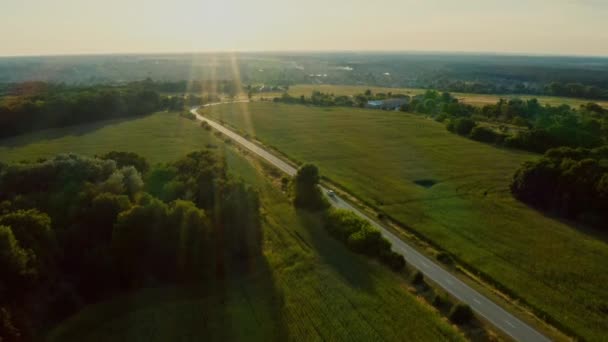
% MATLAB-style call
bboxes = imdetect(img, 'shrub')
[453,118,477,136]
[347,225,390,256]
[412,270,425,285]
[179,111,196,120]
[469,126,500,144]
[380,250,406,271]
[325,210,366,241]
[201,121,211,130]
[449,303,474,325]
[436,252,454,265]
[432,294,448,308]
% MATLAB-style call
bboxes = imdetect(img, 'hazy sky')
[2,0,607,56]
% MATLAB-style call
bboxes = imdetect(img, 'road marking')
[505,320,516,328]
[421,262,430,268]
[473,298,482,305]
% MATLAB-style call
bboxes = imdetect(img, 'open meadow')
[203,102,608,341]
[0,112,464,341]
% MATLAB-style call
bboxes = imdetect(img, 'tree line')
[0,150,262,340]
[0,80,234,139]
[292,164,405,271]
[272,89,607,154]
[431,80,608,101]
[511,146,608,227]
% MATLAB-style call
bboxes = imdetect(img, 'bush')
[101,151,150,174]
[325,209,368,241]
[380,250,406,271]
[432,294,448,308]
[436,252,454,265]
[179,111,196,120]
[469,126,500,144]
[347,225,390,256]
[201,121,211,130]
[449,303,474,325]
[412,271,425,285]
[453,118,477,136]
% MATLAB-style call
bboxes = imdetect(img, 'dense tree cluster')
[434,80,608,100]
[325,209,405,271]
[0,150,262,340]
[511,146,608,227]
[273,90,410,108]
[0,82,164,139]
[292,164,404,271]
[412,91,608,153]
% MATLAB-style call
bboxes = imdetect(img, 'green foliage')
[449,304,474,325]
[412,271,425,285]
[380,250,406,271]
[0,149,263,338]
[293,164,327,211]
[432,294,448,309]
[179,111,197,120]
[0,225,34,286]
[449,118,477,136]
[204,102,608,340]
[511,146,608,226]
[347,225,390,256]
[0,82,162,138]
[0,209,56,272]
[324,209,404,271]
[100,151,150,174]
[469,126,503,144]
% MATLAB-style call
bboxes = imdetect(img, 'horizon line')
[1,49,608,59]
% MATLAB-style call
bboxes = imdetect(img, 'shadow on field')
[0,115,147,148]
[295,209,374,292]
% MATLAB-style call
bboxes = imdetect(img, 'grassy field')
[203,102,608,341]
[0,112,464,341]
[284,84,608,109]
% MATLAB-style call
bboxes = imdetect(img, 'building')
[366,98,409,110]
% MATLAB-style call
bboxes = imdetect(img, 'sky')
[2,0,607,57]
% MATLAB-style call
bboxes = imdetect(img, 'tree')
[101,151,150,174]
[0,210,56,272]
[449,303,474,325]
[469,126,502,144]
[0,225,34,289]
[452,118,476,136]
[293,164,326,210]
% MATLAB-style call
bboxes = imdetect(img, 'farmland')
[203,102,608,341]
[0,111,463,341]
[283,84,608,109]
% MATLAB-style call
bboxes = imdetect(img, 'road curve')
[191,104,551,342]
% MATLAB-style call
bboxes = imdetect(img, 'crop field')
[0,112,462,341]
[285,84,608,109]
[203,102,608,341]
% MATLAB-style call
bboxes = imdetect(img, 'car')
[327,189,336,197]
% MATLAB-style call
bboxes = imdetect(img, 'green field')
[203,102,608,341]
[0,112,463,341]
[284,84,608,109]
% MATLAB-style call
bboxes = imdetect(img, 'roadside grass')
[286,84,608,109]
[3,111,464,341]
[203,102,608,341]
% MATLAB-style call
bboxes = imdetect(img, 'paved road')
[191,104,551,342]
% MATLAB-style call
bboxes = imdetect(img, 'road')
[191,104,551,342]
